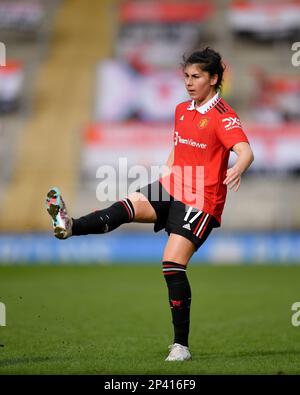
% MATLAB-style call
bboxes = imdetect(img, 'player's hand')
[223,166,242,192]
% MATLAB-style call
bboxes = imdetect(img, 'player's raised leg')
[45,188,157,239]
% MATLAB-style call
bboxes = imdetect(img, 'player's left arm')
[223,142,254,192]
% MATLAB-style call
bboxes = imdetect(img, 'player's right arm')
[161,102,181,177]
[166,148,174,168]
[161,148,174,178]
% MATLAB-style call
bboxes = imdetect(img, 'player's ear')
[210,74,218,87]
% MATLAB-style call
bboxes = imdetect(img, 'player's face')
[184,64,218,105]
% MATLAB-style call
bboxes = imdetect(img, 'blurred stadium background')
[0,0,300,265]
[1,0,300,377]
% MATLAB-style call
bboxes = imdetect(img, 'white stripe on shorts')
[184,206,193,222]
[189,210,202,223]
[196,213,210,237]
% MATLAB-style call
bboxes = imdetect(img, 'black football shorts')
[136,180,219,251]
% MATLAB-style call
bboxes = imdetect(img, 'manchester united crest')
[198,118,209,129]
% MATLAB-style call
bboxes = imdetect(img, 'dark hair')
[182,47,226,91]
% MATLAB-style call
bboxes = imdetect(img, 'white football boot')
[46,187,72,239]
[165,343,192,361]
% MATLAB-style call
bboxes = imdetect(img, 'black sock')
[72,198,135,235]
[162,261,191,347]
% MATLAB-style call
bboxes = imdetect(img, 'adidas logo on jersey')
[182,223,191,230]
[180,115,184,121]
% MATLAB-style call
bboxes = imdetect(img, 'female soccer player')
[46,47,254,361]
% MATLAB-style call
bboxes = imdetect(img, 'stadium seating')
[0,0,119,231]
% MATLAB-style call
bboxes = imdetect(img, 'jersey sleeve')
[216,112,249,150]
[173,103,182,131]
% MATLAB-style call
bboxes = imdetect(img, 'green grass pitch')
[0,264,300,375]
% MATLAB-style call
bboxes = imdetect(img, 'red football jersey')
[160,93,249,224]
